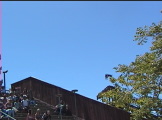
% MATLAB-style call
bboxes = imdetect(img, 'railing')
[34,97,56,109]
[0,109,16,120]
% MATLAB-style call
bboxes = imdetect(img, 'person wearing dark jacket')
[35,108,42,120]
[42,110,51,120]
[26,109,35,120]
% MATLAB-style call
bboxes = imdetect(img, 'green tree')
[97,20,162,120]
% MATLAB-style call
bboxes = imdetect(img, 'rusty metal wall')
[11,77,130,120]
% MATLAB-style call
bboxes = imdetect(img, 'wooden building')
[11,77,130,120]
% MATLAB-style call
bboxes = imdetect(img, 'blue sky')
[1,1,162,101]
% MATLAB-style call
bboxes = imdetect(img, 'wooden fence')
[11,77,130,120]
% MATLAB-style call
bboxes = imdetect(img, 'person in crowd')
[64,104,72,116]
[1,87,6,94]
[19,94,24,103]
[4,99,15,119]
[54,100,65,115]
[8,89,12,94]
[7,93,15,106]
[2,94,7,105]
[14,99,22,112]
[35,108,42,120]
[61,103,66,115]
[23,94,28,99]
[29,97,36,106]
[42,110,51,120]
[0,99,5,119]
[60,100,65,115]
[21,96,30,112]
[14,94,20,103]
[53,104,59,115]
[54,104,60,115]
[12,94,17,103]
[26,109,35,120]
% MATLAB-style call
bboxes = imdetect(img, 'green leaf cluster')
[98,21,162,120]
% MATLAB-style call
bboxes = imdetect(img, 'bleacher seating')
[0,90,76,120]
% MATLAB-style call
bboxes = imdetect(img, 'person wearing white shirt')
[21,97,29,112]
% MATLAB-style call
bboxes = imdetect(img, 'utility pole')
[71,89,78,120]
[3,70,8,93]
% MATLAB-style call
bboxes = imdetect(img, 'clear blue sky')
[1,1,162,101]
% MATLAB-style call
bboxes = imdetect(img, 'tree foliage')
[98,20,162,120]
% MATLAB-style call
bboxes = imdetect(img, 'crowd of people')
[0,88,36,120]
[25,109,52,120]
[0,87,73,120]
[25,101,72,120]
[25,100,72,120]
